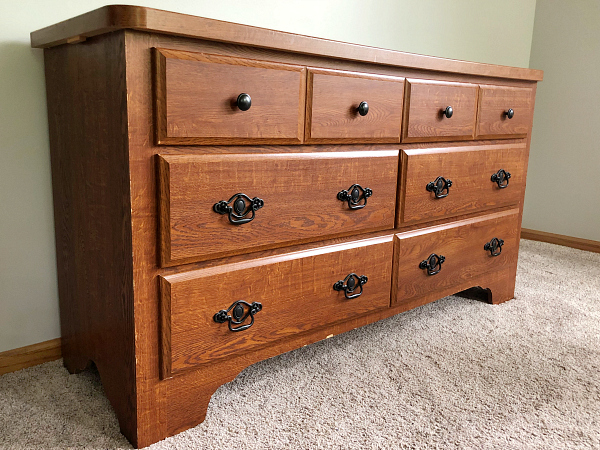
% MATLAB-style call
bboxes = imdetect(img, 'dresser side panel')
[44,31,137,444]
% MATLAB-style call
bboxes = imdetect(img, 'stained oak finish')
[402,79,479,142]
[305,68,404,143]
[161,235,393,376]
[477,85,534,138]
[392,209,520,306]
[398,144,527,225]
[155,48,306,145]
[33,7,541,448]
[159,151,398,265]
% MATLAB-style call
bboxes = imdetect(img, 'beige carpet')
[1,239,599,449]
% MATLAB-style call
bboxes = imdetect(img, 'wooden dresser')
[32,6,542,447]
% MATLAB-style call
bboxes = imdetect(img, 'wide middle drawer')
[160,235,394,376]
[398,143,527,225]
[305,68,405,143]
[158,151,398,266]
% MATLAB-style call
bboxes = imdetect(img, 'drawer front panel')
[399,144,527,224]
[161,236,394,375]
[155,48,306,145]
[403,79,478,142]
[476,85,534,138]
[306,68,404,142]
[393,209,520,306]
[159,151,398,265]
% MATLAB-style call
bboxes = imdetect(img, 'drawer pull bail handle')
[337,184,372,210]
[236,93,252,111]
[357,101,369,116]
[214,300,262,332]
[426,176,452,199]
[214,193,264,225]
[442,105,453,118]
[419,253,445,276]
[505,108,514,119]
[333,273,368,299]
[491,169,511,189]
[484,237,504,257]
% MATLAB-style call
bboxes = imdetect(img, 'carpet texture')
[1,239,599,449]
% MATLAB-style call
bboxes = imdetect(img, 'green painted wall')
[523,1,600,241]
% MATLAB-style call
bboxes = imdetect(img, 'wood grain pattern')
[392,209,520,305]
[476,85,533,138]
[33,9,541,447]
[125,31,166,448]
[159,151,398,265]
[30,5,543,81]
[521,228,600,254]
[402,79,479,142]
[43,32,138,444]
[305,68,404,143]
[399,144,527,224]
[155,48,306,145]
[0,338,62,375]
[161,235,393,376]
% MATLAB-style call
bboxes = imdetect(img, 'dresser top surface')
[30,5,543,82]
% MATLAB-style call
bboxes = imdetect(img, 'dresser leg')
[60,338,92,374]
[161,377,230,442]
[457,271,517,305]
[483,278,516,304]
[482,266,518,305]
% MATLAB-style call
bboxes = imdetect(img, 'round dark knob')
[357,101,369,116]
[505,108,514,119]
[442,106,453,118]
[236,93,252,111]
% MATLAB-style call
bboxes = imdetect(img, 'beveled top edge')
[30,5,543,81]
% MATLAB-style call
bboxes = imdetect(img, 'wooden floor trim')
[521,228,600,254]
[0,338,62,376]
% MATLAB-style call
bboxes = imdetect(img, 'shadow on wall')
[0,41,61,353]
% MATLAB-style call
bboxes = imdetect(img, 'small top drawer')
[402,79,478,142]
[154,49,306,145]
[476,85,534,138]
[305,68,404,143]
[158,150,398,266]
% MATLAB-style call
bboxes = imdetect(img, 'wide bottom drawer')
[161,235,393,376]
[393,208,520,305]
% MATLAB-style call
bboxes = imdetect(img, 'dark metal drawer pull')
[357,101,369,116]
[419,253,445,276]
[491,169,511,189]
[484,237,504,257]
[333,273,368,299]
[236,93,252,111]
[214,300,262,332]
[337,184,373,210]
[442,105,453,118]
[505,108,514,119]
[214,193,264,225]
[426,176,452,199]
